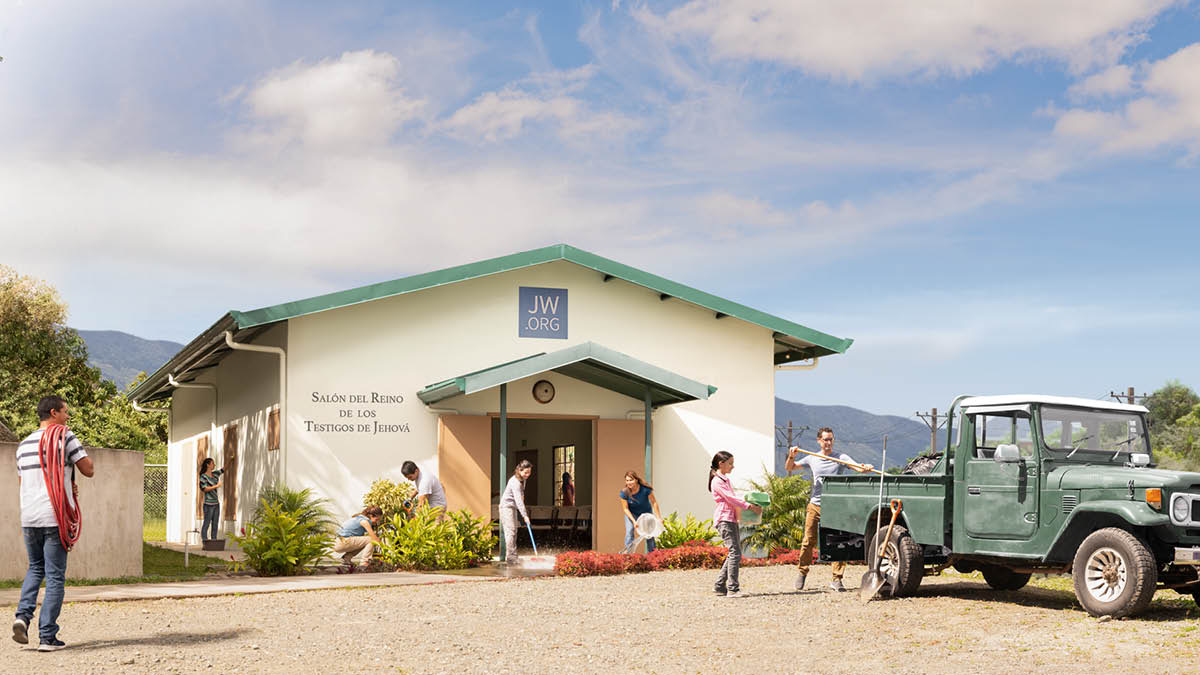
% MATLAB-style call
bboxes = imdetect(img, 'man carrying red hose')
[12,396,93,652]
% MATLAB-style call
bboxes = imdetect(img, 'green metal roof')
[229,244,852,359]
[131,243,851,404]
[418,342,716,407]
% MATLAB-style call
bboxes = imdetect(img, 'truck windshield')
[1040,406,1149,462]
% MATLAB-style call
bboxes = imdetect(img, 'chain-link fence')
[144,464,167,541]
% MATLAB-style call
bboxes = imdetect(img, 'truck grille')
[1061,495,1078,514]
[1194,501,1200,523]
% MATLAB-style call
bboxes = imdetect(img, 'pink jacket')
[710,473,749,525]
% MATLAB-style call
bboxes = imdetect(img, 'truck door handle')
[968,487,981,495]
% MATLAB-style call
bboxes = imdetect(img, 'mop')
[521,521,557,570]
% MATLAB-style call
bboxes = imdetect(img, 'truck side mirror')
[994,444,1020,463]
[1128,453,1150,467]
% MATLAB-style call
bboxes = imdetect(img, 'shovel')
[860,498,903,602]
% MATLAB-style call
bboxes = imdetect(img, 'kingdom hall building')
[131,245,852,552]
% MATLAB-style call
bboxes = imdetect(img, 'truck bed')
[819,472,951,550]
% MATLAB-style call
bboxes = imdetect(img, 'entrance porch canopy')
[417,341,716,407]
[419,341,714,557]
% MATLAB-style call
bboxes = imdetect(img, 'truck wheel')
[868,525,924,597]
[981,565,1031,591]
[1071,528,1157,618]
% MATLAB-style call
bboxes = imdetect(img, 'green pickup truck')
[818,394,1200,618]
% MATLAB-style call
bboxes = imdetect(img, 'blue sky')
[2,0,1198,416]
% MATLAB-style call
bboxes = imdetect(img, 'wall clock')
[532,379,555,404]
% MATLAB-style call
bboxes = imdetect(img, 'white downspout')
[775,356,820,371]
[224,331,287,486]
[168,374,218,539]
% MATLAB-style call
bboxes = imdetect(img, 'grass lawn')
[143,518,166,542]
[0,543,225,588]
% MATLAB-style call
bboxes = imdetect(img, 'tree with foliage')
[1144,380,1200,433]
[1145,380,1200,472]
[0,265,166,460]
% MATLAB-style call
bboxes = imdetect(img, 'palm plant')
[252,484,336,535]
[744,471,811,552]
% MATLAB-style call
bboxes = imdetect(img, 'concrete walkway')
[0,570,501,606]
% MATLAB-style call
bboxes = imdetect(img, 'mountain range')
[75,330,944,471]
[76,330,183,391]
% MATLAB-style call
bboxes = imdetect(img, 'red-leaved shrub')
[555,546,809,577]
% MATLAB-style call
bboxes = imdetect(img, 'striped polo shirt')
[16,427,87,528]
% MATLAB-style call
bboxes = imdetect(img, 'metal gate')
[144,464,167,540]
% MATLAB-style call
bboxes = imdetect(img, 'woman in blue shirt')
[619,471,662,553]
[333,505,383,569]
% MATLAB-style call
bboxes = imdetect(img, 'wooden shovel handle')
[789,446,885,475]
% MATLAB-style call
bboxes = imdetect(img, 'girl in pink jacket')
[709,451,762,597]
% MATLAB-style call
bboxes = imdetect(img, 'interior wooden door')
[515,449,539,506]
[222,424,238,520]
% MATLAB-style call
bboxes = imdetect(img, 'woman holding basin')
[619,470,662,553]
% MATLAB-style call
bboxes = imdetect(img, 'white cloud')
[441,66,639,143]
[1055,42,1200,157]
[230,50,427,151]
[1068,64,1136,99]
[645,0,1177,81]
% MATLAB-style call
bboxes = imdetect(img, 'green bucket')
[741,491,770,524]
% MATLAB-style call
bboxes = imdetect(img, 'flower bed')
[554,541,809,577]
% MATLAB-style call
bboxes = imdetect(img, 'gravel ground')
[4,564,1200,674]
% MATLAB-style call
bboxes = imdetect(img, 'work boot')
[829,579,846,592]
[794,573,806,590]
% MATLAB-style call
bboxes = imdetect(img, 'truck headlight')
[1172,495,1190,522]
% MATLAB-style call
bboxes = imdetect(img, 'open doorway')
[492,417,593,551]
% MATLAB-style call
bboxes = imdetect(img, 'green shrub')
[744,471,811,552]
[362,478,417,523]
[231,500,334,576]
[376,505,493,571]
[656,512,719,549]
[447,508,496,566]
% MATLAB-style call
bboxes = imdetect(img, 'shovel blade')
[859,570,886,602]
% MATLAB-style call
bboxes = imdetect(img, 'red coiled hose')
[38,423,82,551]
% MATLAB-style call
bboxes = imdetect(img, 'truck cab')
[818,394,1200,618]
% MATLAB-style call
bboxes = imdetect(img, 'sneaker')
[12,617,28,644]
[829,579,846,592]
[795,573,807,591]
[725,590,744,598]
[713,587,727,596]
[38,638,66,652]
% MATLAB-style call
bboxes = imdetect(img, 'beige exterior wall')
[2,444,143,579]
[285,261,776,534]
[165,324,285,542]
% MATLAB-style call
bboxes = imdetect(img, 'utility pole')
[1109,387,1148,404]
[775,421,809,474]
[915,408,947,454]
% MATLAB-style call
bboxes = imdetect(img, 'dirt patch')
[4,564,1198,673]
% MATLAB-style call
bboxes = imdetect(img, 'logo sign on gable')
[519,287,568,339]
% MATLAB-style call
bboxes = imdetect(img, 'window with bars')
[553,444,575,507]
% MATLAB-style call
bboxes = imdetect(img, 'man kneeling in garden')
[333,506,383,570]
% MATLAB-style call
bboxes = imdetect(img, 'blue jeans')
[624,517,656,553]
[202,503,220,540]
[16,527,68,641]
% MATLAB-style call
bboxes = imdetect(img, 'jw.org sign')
[518,287,568,339]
